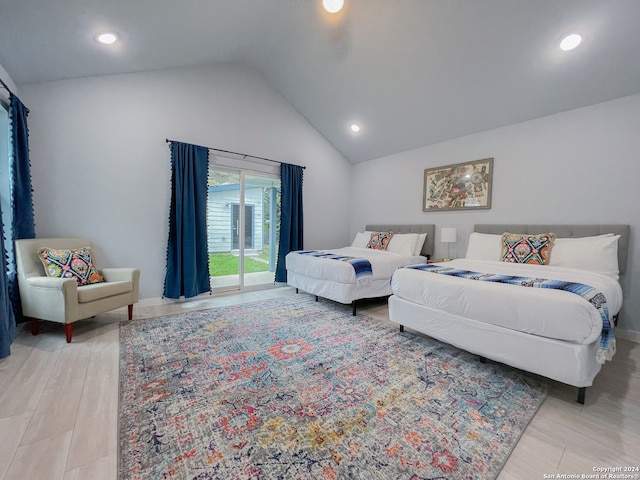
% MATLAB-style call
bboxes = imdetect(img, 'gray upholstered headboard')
[474,224,631,274]
[365,224,436,258]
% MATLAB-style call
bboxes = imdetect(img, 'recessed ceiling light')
[350,124,361,133]
[323,0,344,14]
[96,32,118,45]
[560,33,582,51]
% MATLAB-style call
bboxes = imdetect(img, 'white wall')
[350,94,640,338]
[20,64,352,300]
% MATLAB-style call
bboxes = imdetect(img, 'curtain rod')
[165,138,305,169]
[0,77,13,96]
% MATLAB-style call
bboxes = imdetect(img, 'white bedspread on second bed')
[286,247,425,284]
[390,259,623,345]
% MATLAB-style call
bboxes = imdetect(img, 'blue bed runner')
[296,250,373,278]
[403,264,615,364]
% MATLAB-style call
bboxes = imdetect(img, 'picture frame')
[423,157,493,211]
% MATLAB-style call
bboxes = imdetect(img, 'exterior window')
[0,101,11,269]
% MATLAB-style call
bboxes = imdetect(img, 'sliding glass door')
[0,102,11,270]
[208,165,280,291]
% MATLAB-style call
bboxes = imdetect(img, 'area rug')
[119,295,547,480]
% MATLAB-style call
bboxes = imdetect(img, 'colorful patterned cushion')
[38,247,104,285]
[366,231,394,250]
[501,233,556,265]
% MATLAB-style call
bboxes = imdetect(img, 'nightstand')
[427,258,453,264]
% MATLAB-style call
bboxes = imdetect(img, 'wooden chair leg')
[128,304,133,320]
[65,324,73,343]
[30,318,39,336]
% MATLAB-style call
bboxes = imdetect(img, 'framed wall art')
[423,157,493,211]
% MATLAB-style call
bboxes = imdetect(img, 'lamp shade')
[441,227,457,243]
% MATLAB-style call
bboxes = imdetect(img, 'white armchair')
[15,237,140,343]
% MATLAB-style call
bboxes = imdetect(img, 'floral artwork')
[423,158,493,211]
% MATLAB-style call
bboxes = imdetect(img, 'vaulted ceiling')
[1,0,639,163]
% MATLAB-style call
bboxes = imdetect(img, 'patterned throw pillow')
[38,247,104,285]
[501,233,556,265]
[366,231,394,250]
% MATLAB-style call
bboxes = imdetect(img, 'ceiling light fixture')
[560,33,582,51]
[323,0,344,14]
[350,124,361,133]
[96,32,118,45]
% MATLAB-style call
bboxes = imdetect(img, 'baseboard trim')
[134,284,289,308]
[615,328,640,343]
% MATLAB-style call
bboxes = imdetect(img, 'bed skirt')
[388,294,602,388]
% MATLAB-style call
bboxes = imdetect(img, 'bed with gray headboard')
[388,224,630,404]
[286,224,435,315]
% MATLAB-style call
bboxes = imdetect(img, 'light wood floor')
[1,287,638,480]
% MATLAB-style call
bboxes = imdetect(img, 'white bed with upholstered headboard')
[286,224,435,315]
[388,224,630,404]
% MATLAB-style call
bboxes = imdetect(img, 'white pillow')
[351,232,371,248]
[549,234,620,277]
[413,233,428,256]
[465,233,503,261]
[386,233,419,256]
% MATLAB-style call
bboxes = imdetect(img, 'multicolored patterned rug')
[119,295,547,479]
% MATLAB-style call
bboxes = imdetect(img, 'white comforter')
[286,247,426,284]
[390,259,623,345]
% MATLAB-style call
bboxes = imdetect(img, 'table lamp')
[441,227,457,261]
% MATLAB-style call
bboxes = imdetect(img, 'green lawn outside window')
[208,253,270,276]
